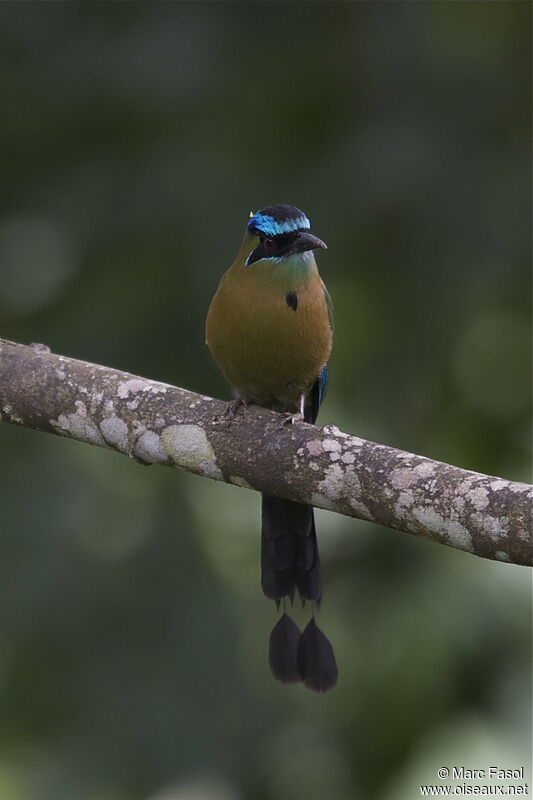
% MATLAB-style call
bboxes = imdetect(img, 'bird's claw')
[214,396,249,424]
[280,411,304,426]
[227,396,249,418]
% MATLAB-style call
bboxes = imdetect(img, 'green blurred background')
[0,2,531,799]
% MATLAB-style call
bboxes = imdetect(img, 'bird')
[205,204,337,692]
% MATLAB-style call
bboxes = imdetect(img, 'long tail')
[261,495,337,692]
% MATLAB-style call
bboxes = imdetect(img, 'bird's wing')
[306,365,328,424]
[323,282,334,334]
[304,283,332,425]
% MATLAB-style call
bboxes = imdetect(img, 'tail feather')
[294,568,321,606]
[261,371,336,691]
[297,618,338,693]
[294,567,321,607]
[268,613,302,684]
[261,562,295,601]
[262,496,313,539]
[294,518,319,570]
[261,496,317,601]
[261,530,296,572]
[294,515,321,602]
[262,494,337,691]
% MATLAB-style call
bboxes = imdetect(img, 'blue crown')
[248,204,311,236]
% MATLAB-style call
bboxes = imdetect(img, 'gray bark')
[1,338,531,567]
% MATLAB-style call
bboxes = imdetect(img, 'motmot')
[206,204,337,692]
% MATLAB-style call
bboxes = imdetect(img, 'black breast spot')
[286,292,298,311]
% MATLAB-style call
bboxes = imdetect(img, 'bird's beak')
[295,232,328,253]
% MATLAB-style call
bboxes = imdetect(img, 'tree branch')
[1,338,531,567]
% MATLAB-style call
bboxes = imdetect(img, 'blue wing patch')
[306,365,329,425]
[318,364,329,408]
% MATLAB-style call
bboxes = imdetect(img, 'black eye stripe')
[247,230,303,266]
[259,232,299,249]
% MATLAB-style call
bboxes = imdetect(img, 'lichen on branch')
[1,338,531,567]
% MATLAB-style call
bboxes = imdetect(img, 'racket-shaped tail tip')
[297,618,338,692]
[268,613,302,685]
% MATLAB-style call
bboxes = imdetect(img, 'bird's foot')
[280,411,304,427]
[214,395,249,424]
[226,396,249,418]
[279,394,306,426]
